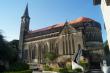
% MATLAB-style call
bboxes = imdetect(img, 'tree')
[9,40,19,63]
[0,33,19,70]
[0,34,8,61]
[0,33,10,69]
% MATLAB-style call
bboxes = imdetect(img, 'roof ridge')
[29,17,94,33]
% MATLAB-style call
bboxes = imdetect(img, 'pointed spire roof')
[65,20,68,25]
[22,4,30,18]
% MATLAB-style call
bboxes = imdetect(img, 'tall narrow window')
[32,48,36,59]
[24,49,28,59]
[55,43,58,55]
[63,40,65,55]
[29,44,32,61]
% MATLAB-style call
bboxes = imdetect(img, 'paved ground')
[32,71,42,73]
[32,71,58,73]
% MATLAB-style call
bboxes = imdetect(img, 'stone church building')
[19,5,103,66]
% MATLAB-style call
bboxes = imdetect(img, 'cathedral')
[19,5,103,67]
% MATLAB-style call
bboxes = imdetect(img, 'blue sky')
[0,0,107,42]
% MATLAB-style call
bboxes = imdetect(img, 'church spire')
[19,4,30,60]
[22,4,30,18]
[21,4,30,32]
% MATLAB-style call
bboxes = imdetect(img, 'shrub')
[59,67,82,73]
[45,52,58,61]
[9,62,29,71]
[66,64,72,70]
[59,67,68,73]
[79,60,89,70]
[72,68,82,73]
[4,70,32,73]
[43,65,52,71]
[52,67,60,72]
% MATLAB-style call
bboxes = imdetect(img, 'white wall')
[101,0,110,51]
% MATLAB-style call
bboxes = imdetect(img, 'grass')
[4,70,32,73]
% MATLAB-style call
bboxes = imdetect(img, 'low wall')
[42,71,59,73]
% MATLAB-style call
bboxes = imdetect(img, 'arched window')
[24,49,28,60]
[44,43,49,52]
[32,47,36,59]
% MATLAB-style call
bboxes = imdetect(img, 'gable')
[60,21,76,35]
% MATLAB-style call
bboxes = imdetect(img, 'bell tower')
[19,4,30,60]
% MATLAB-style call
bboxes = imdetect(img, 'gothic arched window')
[24,49,28,60]
[32,45,36,59]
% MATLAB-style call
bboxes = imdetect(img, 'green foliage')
[59,65,73,73]
[9,40,19,50]
[65,64,72,71]
[59,67,83,73]
[51,67,60,72]
[0,33,19,63]
[4,70,32,73]
[79,60,88,70]
[43,65,52,71]
[45,52,58,61]
[9,40,19,63]
[9,62,29,71]
[43,64,82,73]
[72,68,82,73]
[59,67,68,73]
[0,34,10,61]
[0,33,19,71]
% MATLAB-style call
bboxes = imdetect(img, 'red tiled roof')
[29,17,94,33]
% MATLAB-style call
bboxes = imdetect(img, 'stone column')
[64,35,67,54]
[35,43,39,63]
[66,34,69,54]
[62,36,65,55]
[29,44,32,63]
[57,36,62,55]
[27,45,30,63]
[72,34,75,54]
[70,34,73,55]
[47,42,50,52]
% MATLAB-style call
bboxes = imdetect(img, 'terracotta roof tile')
[29,17,94,33]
